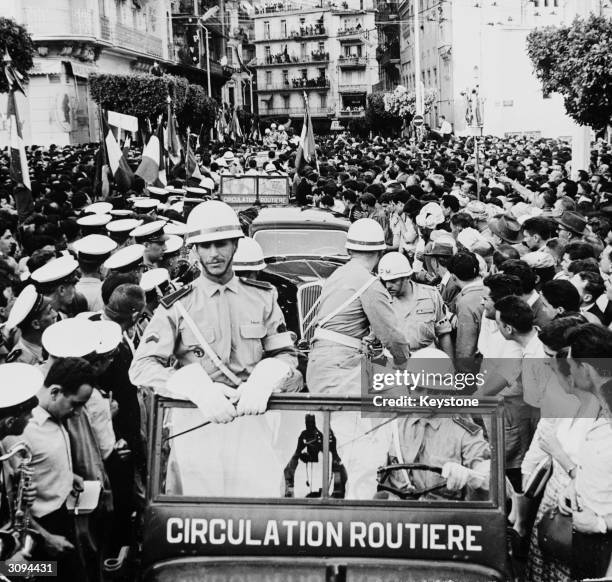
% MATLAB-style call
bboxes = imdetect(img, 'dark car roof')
[251,206,350,233]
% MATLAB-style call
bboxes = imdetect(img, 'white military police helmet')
[233,237,266,272]
[378,251,413,281]
[271,123,277,130]
[345,218,386,252]
[185,200,244,245]
[278,125,285,131]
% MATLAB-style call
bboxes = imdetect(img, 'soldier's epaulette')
[452,416,482,436]
[239,277,274,291]
[160,283,194,309]
[5,349,22,364]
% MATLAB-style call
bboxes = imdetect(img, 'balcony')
[24,7,96,39]
[256,79,330,92]
[254,2,333,16]
[337,27,366,40]
[338,83,368,93]
[256,27,328,43]
[100,17,164,58]
[338,55,367,68]
[24,8,164,59]
[339,108,365,118]
[259,107,334,117]
[254,52,330,67]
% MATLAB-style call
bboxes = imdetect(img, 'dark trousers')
[34,506,86,582]
[573,531,612,580]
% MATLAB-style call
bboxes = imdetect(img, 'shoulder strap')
[302,275,378,339]
[318,275,379,328]
[174,299,243,387]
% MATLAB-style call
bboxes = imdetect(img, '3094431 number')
[0,561,56,577]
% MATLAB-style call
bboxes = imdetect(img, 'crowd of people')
[0,129,611,581]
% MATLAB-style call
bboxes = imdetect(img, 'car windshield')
[253,229,348,258]
[152,396,499,506]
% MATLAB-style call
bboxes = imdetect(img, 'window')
[283,95,290,108]
[281,20,287,37]
[318,41,325,52]
[300,68,307,79]
[320,93,327,109]
[266,70,272,86]
[318,67,326,79]
[265,46,271,61]
[300,42,307,59]
[264,21,270,39]
[300,17,305,25]
[282,70,289,85]
[359,0,363,9]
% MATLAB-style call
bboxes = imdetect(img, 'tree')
[383,85,437,122]
[176,83,218,133]
[89,73,189,120]
[365,92,401,136]
[0,18,35,94]
[527,15,612,130]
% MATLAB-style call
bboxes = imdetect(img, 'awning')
[29,59,64,76]
[67,61,98,79]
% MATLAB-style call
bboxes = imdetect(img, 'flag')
[136,122,166,186]
[101,115,134,193]
[230,108,243,140]
[250,120,261,142]
[185,131,203,181]
[7,91,30,190]
[122,134,131,159]
[295,92,317,172]
[166,99,182,165]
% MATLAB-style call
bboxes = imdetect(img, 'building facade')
[252,0,379,132]
[398,0,612,138]
[374,0,400,92]
[1,0,175,146]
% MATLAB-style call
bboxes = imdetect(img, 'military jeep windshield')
[253,229,348,259]
[142,395,508,582]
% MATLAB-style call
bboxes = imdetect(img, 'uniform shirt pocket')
[240,323,267,364]
[180,326,216,359]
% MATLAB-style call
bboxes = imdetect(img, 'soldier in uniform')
[129,201,302,497]
[73,234,117,312]
[381,412,491,501]
[0,363,41,563]
[105,219,142,250]
[130,221,168,271]
[232,237,267,280]
[5,285,57,365]
[103,244,145,281]
[31,255,81,320]
[306,218,411,499]
[378,252,453,357]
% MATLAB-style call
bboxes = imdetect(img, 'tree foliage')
[526,15,612,129]
[177,83,218,132]
[383,85,437,119]
[89,73,189,119]
[365,92,401,135]
[0,17,35,94]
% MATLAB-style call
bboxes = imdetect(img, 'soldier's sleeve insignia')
[145,333,160,344]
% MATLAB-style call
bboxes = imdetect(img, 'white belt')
[312,328,362,350]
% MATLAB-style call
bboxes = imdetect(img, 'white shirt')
[85,389,116,460]
[477,314,522,397]
[6,406,74,518]
[521,332,547,407]
[575,418,612,516]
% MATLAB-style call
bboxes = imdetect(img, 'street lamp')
[199,6,219,99]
